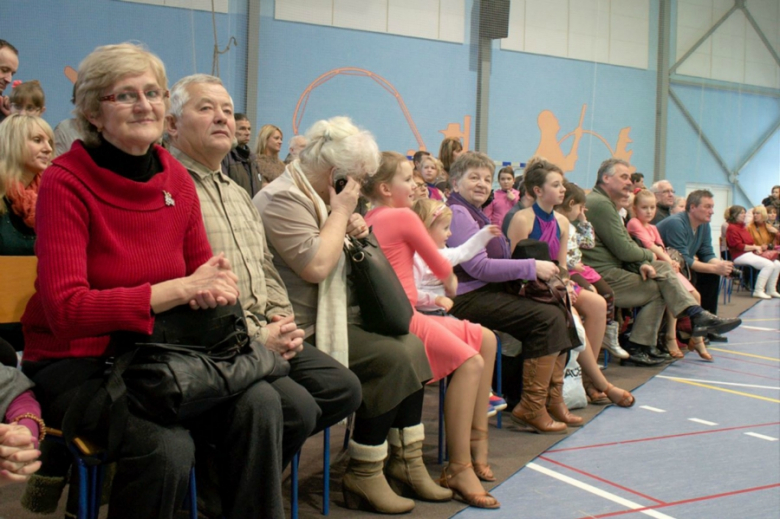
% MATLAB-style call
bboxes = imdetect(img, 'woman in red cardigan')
[21,43,286,519]
[725,205,780,299]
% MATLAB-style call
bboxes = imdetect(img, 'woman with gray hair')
[255,116,448,514]
[21,43,285,518]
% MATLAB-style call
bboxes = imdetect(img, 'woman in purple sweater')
[446,152,578,435]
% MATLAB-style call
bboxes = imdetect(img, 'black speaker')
[479,0,510,39]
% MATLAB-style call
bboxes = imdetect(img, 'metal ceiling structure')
[656,0,780,205]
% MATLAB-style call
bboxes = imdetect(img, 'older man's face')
[655,182,675,206]
[689,196,714,224]
[169,82,235,166]
[0,46,19,92]
[602,163,633,201]
[235,119,251,146]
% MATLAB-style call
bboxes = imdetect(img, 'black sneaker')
[648,345,672,360]
[706,332,729,343]
[691,311,742,337]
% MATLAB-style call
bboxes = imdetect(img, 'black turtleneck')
[85,136,163,182]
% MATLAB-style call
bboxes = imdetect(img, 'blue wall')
[3,0,777,205]
[0,0,247,126]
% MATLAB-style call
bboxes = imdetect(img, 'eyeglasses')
[415,183,426,189]
[99,89,169,105]
[661,189,675,194]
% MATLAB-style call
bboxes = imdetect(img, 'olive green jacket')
[581,186,653,273]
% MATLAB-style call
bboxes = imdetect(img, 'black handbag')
[344,232,413,336]
[62,302,289,462]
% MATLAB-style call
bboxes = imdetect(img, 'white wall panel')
[500,0,525,51]
[439,0,466,43]
[388,0,438,40]
[334,0,387,33]
[276,0,333,26]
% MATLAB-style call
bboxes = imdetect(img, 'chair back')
[0,256,38,324]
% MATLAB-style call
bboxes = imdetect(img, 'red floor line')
[537,456,665,505]
[679,360,780,381]
[575,482,780,519]
[710,354,778,369]
[546,421,780,453]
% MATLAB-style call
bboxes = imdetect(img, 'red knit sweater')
[22,142,212,361]
[726,222,754,261]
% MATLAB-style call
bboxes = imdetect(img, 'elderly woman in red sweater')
[21,43,286,519]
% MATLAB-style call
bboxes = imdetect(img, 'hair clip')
[431,204,446,222]
[12,80,22,89]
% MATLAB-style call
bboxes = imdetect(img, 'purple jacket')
[447,203,536,295]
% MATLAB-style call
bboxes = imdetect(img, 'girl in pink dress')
[483,167,520,228]
[363,152,499,510]
[627,190,710,360]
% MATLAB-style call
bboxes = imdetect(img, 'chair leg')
[322,428,330,516]
[437,379,446,465]
[342,414,353,451]
[495,333,502,429]
[291,452,299,519]
[188,467,197,519]
[75,457,88,519]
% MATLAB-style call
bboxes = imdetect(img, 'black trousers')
[26,358,285,519]
[271,342,362,467]
[691,271,720,314]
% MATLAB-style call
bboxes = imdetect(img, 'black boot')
[690,310,741,337]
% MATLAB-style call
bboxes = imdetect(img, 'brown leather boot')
[343,440,415,514]
[510,354,567,434]
[546,353,584,427]
[386,424,452,502]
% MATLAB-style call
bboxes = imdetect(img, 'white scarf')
[285,162,350,367]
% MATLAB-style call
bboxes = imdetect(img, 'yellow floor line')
[743,318,780,322]
[708,347,780,361]
[666,378,780,403]
[726,340,780,346]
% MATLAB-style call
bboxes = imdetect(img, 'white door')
[685,183,732,250]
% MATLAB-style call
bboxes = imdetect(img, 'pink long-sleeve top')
[364,206,452,307]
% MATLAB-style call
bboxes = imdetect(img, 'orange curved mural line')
[535,104,635,173]
[293,67,427,150]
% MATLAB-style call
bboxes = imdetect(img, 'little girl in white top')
[411,199,500,313]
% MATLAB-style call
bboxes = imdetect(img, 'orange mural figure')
[292,67,470,158]
[538,104,636,174]
[534,106,586,172]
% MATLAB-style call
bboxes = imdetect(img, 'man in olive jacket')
[582,159,741,365]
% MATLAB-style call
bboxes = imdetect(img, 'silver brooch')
[163,190,175,207]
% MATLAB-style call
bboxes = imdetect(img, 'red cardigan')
[21,142,212,361]
[725,222,754,261]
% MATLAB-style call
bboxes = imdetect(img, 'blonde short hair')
[412,198,452,229]
[255,124,282,157]
[0,114,54,213]
[74,43,168,146]
[752,205,768,219]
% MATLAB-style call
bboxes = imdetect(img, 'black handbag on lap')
[63,302,289,462]
[344,232,413,336]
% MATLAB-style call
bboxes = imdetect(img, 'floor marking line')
[688,418,718,426]
[537,456,665,505]
[657,375,780,390]
[709,355,779,369]
[741,325,779,332]
[708,347,780,361]
[574,483,780,519]
[725,340,780,345]
[527,463,676,519]
[665,378,780,403]
[744,432,779,441]
[546,421,780,453]
[679,360,780,381]
[743,318,780,322]
[639,405,666,413]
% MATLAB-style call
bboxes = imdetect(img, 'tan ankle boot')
[510,355,567,434]
[342,440,415,514]
[386,424,452,502]
[546,353,584,427]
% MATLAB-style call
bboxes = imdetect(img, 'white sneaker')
[767,291,780,299]
[602,322,630,359]
[753,290,772,300]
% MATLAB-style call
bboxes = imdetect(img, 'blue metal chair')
[45,428,198,519]
[290,426,332,518]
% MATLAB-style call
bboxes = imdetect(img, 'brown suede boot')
[385,424,452,502]
[342,440,415,514]
[510,354,567,434]
[546,353,584,427]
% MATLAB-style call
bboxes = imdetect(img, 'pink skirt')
[570,264,602,284]
[410,311,483,382]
